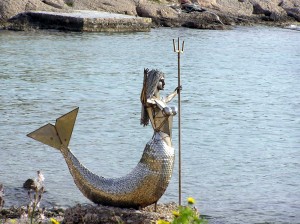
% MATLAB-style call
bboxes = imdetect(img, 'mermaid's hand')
[174,85,182,93]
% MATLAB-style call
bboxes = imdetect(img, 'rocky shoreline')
[0,202,199,224]
[1,178,195,223]
[0,0,299,31]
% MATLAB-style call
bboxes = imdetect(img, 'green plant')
[157,197,207,224]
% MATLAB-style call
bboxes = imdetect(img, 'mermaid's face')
[157,78,165,90]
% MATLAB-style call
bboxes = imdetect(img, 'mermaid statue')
[27,68,180,208]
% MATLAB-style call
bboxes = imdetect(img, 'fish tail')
[27,107,79,151]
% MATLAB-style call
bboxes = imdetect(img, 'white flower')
[0,184,4,197]
[34,170,45,190]
[40,213,45,220]
[20,212,28,220]
[37,171,45,183]
[34,180,43,190]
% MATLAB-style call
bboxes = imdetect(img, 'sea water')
[0,26,299,223]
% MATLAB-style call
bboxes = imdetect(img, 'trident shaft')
[173,37,184,206]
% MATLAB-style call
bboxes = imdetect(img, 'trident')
[173,37,184,206]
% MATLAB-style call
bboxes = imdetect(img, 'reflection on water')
[0,27,299,223]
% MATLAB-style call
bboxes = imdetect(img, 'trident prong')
[173,38,184,53]
[173,37,184,206]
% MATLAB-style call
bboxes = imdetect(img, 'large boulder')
[136,1,179,26]
[280,0,300,8]
[250,0,288,21]
[179,11,230,29]
[214,0,253,16]
[280,0,300,21]
[285,7,300,21]
[70,0,138,16]
[196,0,219,9]
[136,1,233,29]
[0,0,65,21]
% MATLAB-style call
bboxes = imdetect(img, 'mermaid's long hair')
[140,69,165,126]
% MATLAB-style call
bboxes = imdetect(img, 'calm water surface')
[0,26,299,223]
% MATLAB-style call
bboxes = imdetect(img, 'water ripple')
[0,27,299,223]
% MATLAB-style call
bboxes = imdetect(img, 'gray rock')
[22,179,35,190]
[42,0,65,9]
[284,7,300,21]
[70,0,138,16]
[7,10,152,32]
[136,1,179,26]
[279,0,300,22]
[63,202,179,224]
[0,0,56,21]
[215,0,253,16]
[251,0,287,17]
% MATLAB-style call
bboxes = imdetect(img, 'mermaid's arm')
[164,90,177,103]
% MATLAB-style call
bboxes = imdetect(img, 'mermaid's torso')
[146,97,175,140]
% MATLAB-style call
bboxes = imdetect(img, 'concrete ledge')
[8,10,152,32]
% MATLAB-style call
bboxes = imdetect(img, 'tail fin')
[27,107,79,150]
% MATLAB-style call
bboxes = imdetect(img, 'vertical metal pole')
[173,37,184,206]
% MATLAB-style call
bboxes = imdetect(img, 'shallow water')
[0,26,299,223]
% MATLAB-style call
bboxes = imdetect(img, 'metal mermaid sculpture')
[27,68,179,208]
